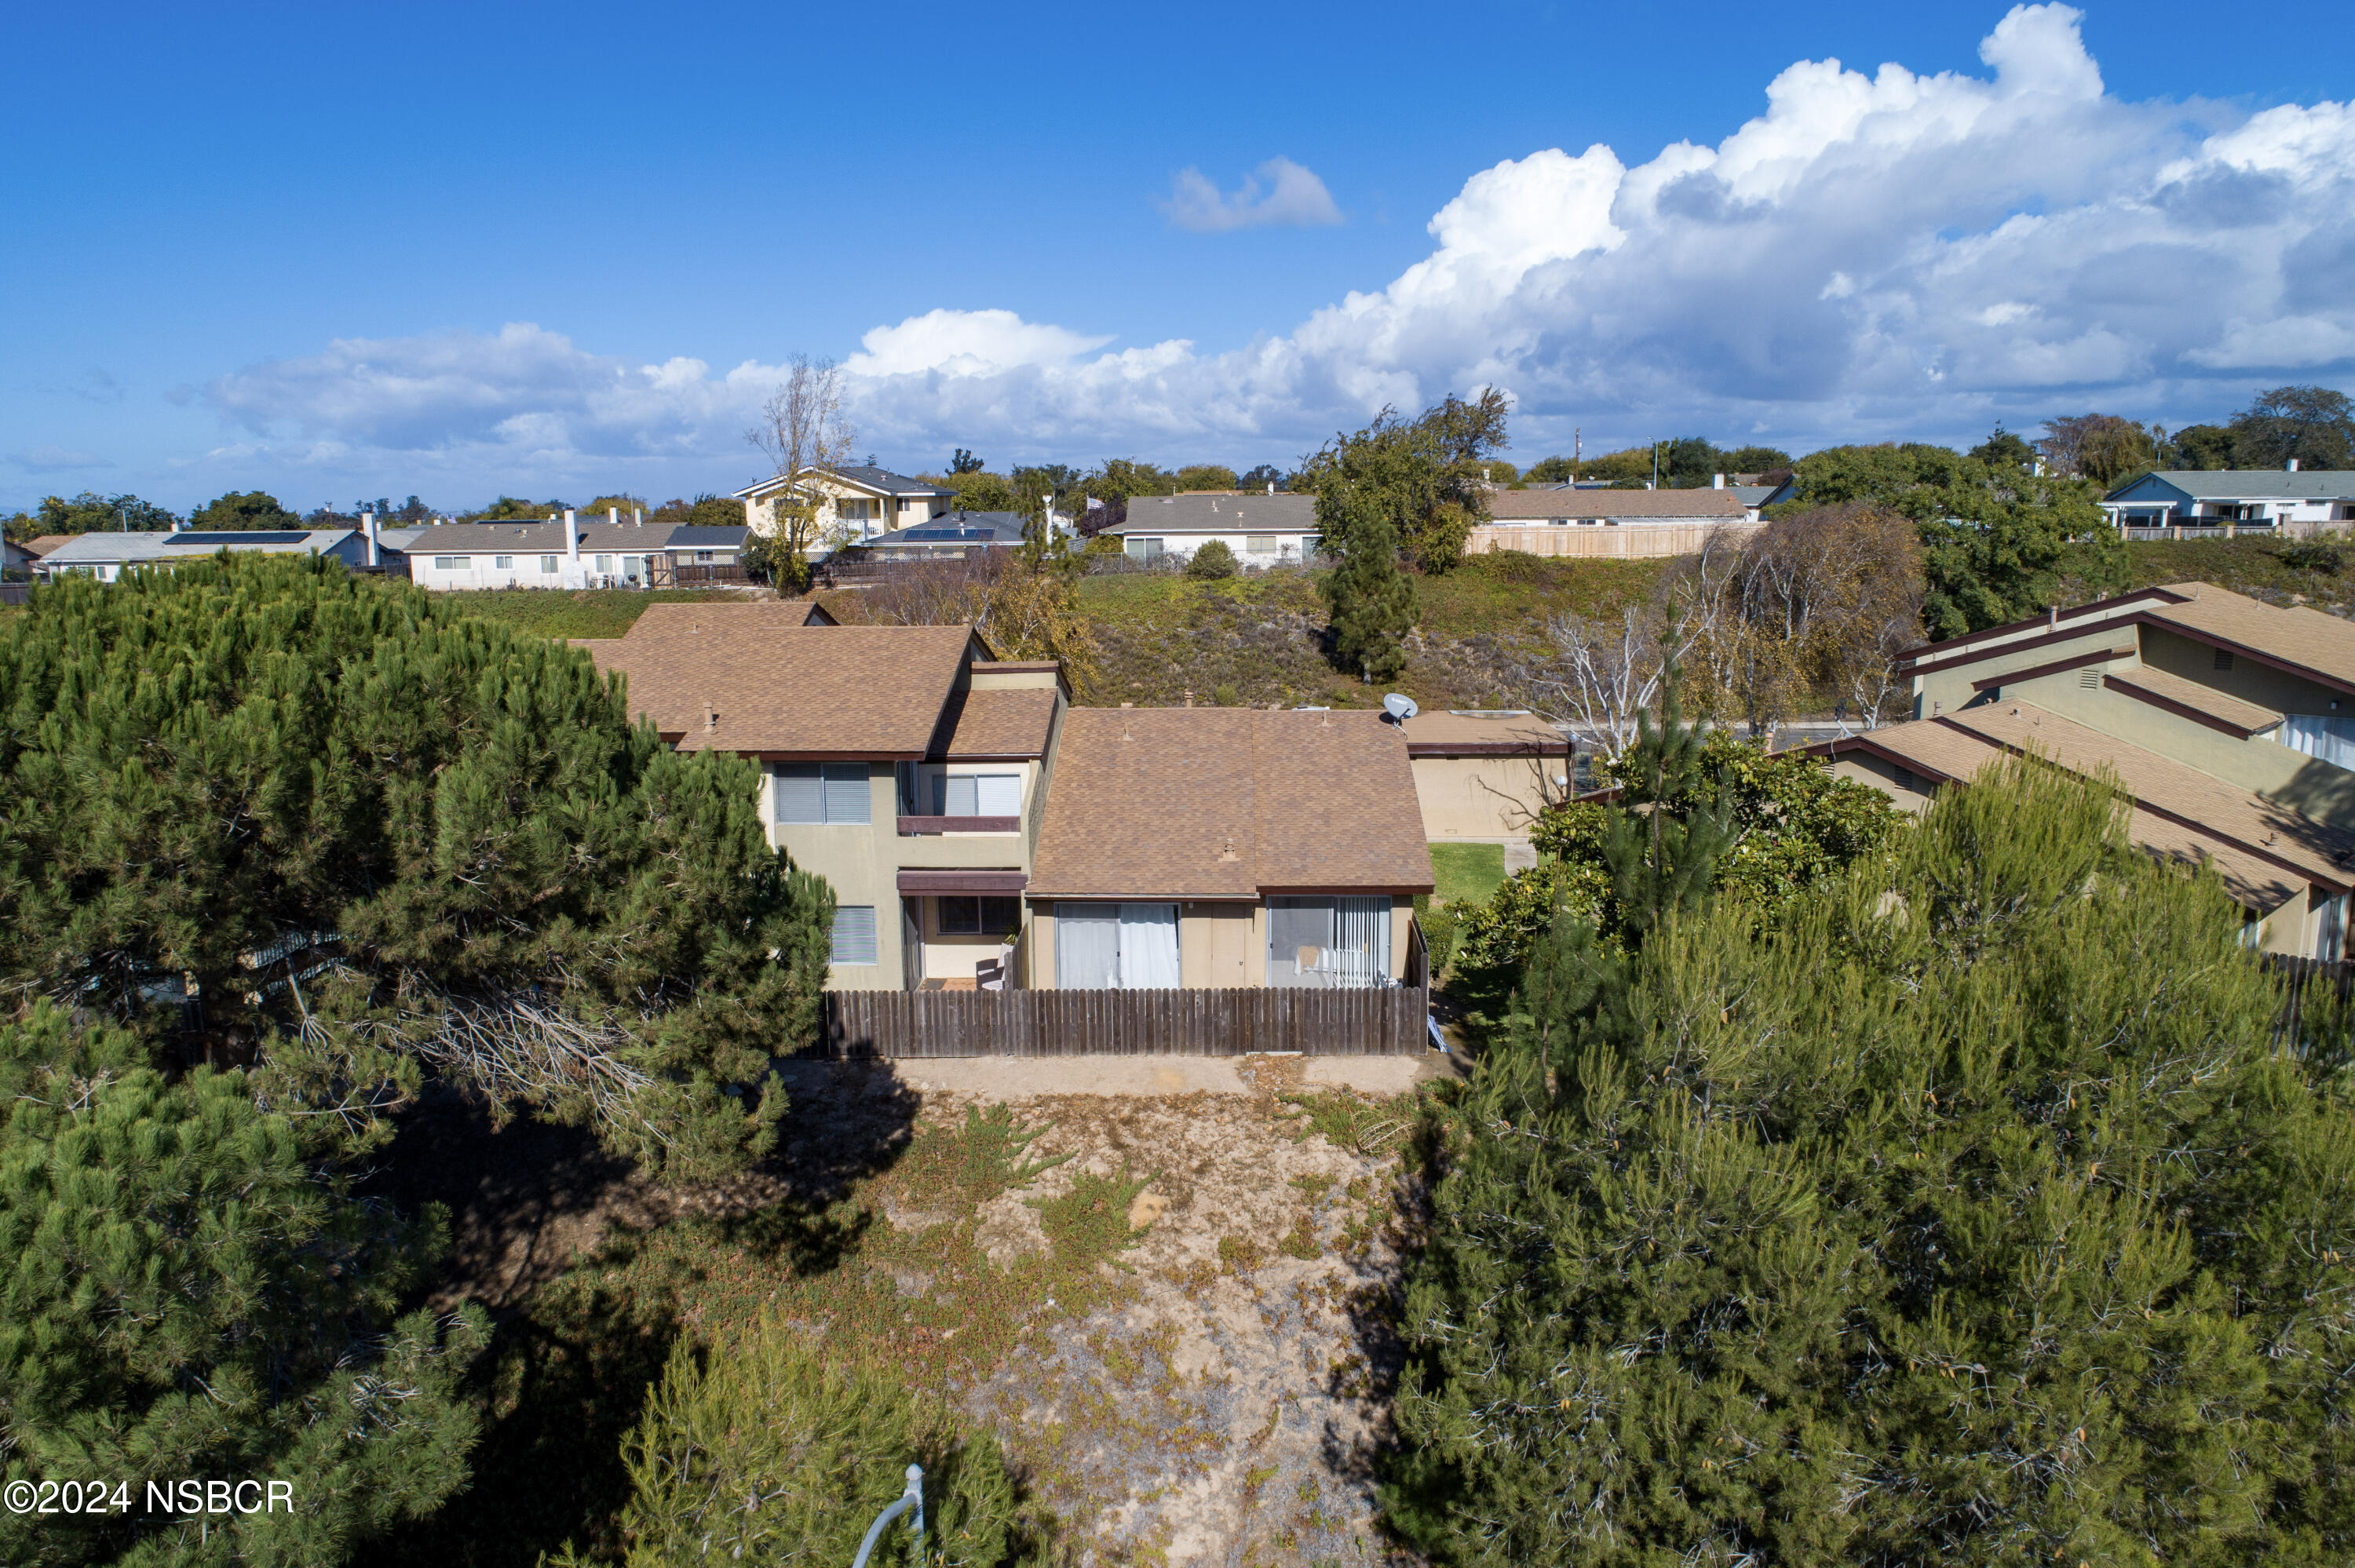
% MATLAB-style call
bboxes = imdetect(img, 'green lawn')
[434,587,755,641]
[1429,841,1507,907]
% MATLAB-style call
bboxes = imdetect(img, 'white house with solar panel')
[35,527,373,582]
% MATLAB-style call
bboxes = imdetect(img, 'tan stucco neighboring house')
[580,604,1065,990]
[1024,708,1433,990]
[1809,581,2355,958]
[732,465,955,545]
[1393,709,1571,838]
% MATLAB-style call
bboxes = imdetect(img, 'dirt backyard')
[367,1051,1462,1567]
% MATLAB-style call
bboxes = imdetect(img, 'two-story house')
[1809,582,2355,957]
[733,465,956,546]
[580,604,1064,989]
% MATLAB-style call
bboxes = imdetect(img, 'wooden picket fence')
[812,986,1432,1059]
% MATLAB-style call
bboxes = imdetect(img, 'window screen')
[933,774,1020,817]
[772,763,871,824]
[2214,648,2234,672]
[494,555,513,569]
[540,555,560,572]
[1125,537,1163,560]
[433,556,467,569]
[1247,534,1277,553]
[595,554,614,572]
[830,906,878,965]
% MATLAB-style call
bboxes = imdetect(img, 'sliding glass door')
[1054,902,1179,989]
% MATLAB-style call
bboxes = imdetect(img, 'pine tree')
[553,1313,1042,1566]
[1387,760,2355,1564]
[0,556,834,1176]
[1319,487,1418,683]
[0,1005,488,1567]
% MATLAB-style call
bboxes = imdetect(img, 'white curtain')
[1056,904,1119,990]
[2281,714,2355,772]
[1118,903,1180,988]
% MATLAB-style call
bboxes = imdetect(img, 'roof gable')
[1028,708,1431,898]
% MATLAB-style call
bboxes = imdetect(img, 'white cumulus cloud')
[1160,157,1344,233]
[192,4,2355,496]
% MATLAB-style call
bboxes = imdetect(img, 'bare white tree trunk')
[1524,607,1687,760]
[745,356,859,564]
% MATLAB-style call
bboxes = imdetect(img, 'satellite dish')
[1382,693,1418,724]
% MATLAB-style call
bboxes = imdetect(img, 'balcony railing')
[896,814,1021,836]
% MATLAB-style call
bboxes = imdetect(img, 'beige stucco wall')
[1029,895,1414,990]
[1412,754,1560,837]
[1830,752,1940,813]
[1911,625,2131,718]
[768,764,1033,991]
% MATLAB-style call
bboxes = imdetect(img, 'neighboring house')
[20,535,74,560]
[1809,581,2355,958]
[734,465,955,544]
[861,510,1030,560]
[1024,708,1433,990]
[395,517,750,590]
[1396,709,1572,838]
[1486,488,1754,527]
[3,538,39,576]
[36,527,370,582]
[580,606,1065,990]
[1097,492,1322,564]
[2101,468,2355,534]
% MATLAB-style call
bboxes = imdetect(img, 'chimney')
[362,510,379,569]
[633,507,643,526]
[1712,473,1725,489]
[565,510,580,571]
[2288,458,2301,472]
[703,703,718,732]
[1266,480,1275,495]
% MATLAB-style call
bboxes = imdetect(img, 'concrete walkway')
[776,1050,1463,1102]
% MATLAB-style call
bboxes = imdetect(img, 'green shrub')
[2280,538,2347,573]
[1185,538,1239,578]
[572,1318,1042,1566]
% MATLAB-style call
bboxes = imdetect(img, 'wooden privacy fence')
[813,986,1432,1059]
[1466,522,1765,560]
[2266,954,2354,1044]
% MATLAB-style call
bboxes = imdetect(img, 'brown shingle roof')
[1488,488,1750,522]
[2101,664,2281,737]
[584,622,977,757]
[1817,719,2309,912]
[1028,709,1432,899]
[940,688,1057,759]
[1941,701,2355,891]
[2141,582,2355,691]
[21,535,74,556]
[622,600,833,638]
[1398,709,1569,756]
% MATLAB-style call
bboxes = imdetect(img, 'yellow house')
[1811,582,2355,957]
[732,464,954,545]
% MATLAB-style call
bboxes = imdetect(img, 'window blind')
[830,906,878,965]
[976,775,1021,815]
[822,764,871,823]
[773,764,825,823]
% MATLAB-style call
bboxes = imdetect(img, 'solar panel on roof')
[164,531,312,546]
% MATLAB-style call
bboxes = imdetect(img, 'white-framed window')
[623,556,643,579]
[433,556,468,570]
[830,906,878,965]
[1055,902,1178,989]
[696,549,714,563]
[494,555,513,569]
[938,895,1021,935]
[933,772,1021,818]
[594,554,614,573]
[772,762,871,824]
[1125,537,1164,560]
[540,555,560,572]
[1247,534,1276,553]
[839,499,872,523]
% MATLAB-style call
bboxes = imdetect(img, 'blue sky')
[4,1,2352,513]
